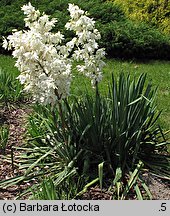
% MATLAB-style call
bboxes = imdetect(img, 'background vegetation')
[113,0,170,34]
[0,0,170,60]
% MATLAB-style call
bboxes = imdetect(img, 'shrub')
[1,0,170,60]
[98,20,170,60]
[113,0,170,34]
[27,73,170,199]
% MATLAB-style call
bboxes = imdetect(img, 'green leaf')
[98,162,104,190]
[134,184,143,200]
[113,167,122,185]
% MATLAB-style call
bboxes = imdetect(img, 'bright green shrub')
[114,0,170,34]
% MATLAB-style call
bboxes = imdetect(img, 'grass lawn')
[0,54,170,132]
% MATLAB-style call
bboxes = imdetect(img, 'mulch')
[0,105,169,200]
[0,105,31,200]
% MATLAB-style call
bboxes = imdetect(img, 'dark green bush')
[98,20,170,60]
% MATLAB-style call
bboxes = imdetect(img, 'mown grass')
[0,54,170,132]
[0,54,19,77]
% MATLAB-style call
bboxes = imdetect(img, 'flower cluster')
[3,3,105,105]
[66,4,105,86]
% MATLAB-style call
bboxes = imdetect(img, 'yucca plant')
[0,104,87,198]
[62,73,169,199]
[65,74,169,169]
[107,74,169,172]
[29,176,86,200]
[72,73,169,199]
[30,178,57,200]
[0,73,169,200]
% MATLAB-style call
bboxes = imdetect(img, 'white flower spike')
[3,2,105,105]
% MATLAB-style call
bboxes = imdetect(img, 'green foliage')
[98,20,170,59]
[113,0,170,34]
[0,125,9,155]
[30,177,86,200]
[68,74,169,178]
[1,73,169,199]
[0,67,24,104]
[31,178,58,200]
[1,0,170,60]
